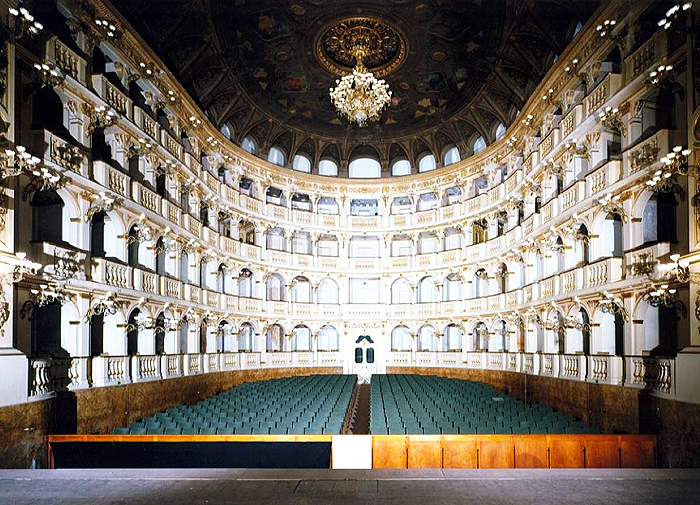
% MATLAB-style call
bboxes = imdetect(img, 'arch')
[238,267,257,298]
[417,324,439,351]
[391,277,413,304]
[318,325,339,351]
[442,273,463,301]
[317,277,339,304]
[126,308,141,356]
[495,123,507,140]
[265,273,286,301]
[444,227,462,251]
[442,146,461,166]
[241,137,256,154]
[417,153,437,173]
[490,319,508,352]
[32,189,64,244]
[472,321,488,351]
[291,324,312,351]
[473,136,487,154]
[391,159,411,176]
[238,321,257,351]
[266,323,286,352]
[292,153,312,173]
[318,158,338,177]
[391,325,412,351]
[267,146,286,166]
[417,276,439,303]
[217,319,233,352]
[443,323,463,351]
[472,268,488,298]
[291,275,312,303]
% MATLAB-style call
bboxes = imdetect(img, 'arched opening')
[317,278,339,304]
[179,318,189,354]
[266,324,285,352]
[417,276,439,303]
[238,323,255,352]
[443,146,460,166]
[318,325,339,351]
[391,325,412,351]
[238,268,254,298]
[417,325,438,352]
[199,320,208,353]
[291,325,312,351]
[643,192,678,244]
[127,309,140,356]
[154,313,166,355]
[127,225,140,267]
[32,189,64,243]
[180,251,190,283]
[290,276,312,303]
[443,324,463,351]
[473,269,488,298]
[89,314,104,357]
[391,277,412,304]
[491,320,507,352]
[266,273,286,301]
[442,273,462,301]
[267,146,286,166]
[473,322,488,351]
[90,211,106,257]
[418,153,437,173]
[391,159,411,176]
[31,301,63,356]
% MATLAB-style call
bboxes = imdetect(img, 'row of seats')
[114,374,356,435]
[370,374,600,435]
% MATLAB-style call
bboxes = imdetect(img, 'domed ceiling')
[110,0,599,167]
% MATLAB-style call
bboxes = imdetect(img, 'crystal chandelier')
[329,45,391,127]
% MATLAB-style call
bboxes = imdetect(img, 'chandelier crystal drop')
[329,47,392,127]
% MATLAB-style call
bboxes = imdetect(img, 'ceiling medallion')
[323,18,403,126]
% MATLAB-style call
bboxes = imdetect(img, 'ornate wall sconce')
[656,254,697,284]
[155,317,178,334]
[596,19,627,48]
[84,191,120,221]
[598,106,627,136]
[598,292,629,321]
[84,292,120,321]
[20,283,70,319]
[643,284,687,318]
[645,64,674,87]
[33,62,65,88]
[22,166,67,201]
[94,18,119,39]
[126,312,154,333]
[564,138,589,158]
[658,3,692,30]
[8,5,43,38]
[128,138,154,158]
[82,104,118,135]
[564,315,591,332]
[0,253,43,334]
[127,215,152,244]
[598,192,627,221]
[155,229,178,254]
[1,144,41,179]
